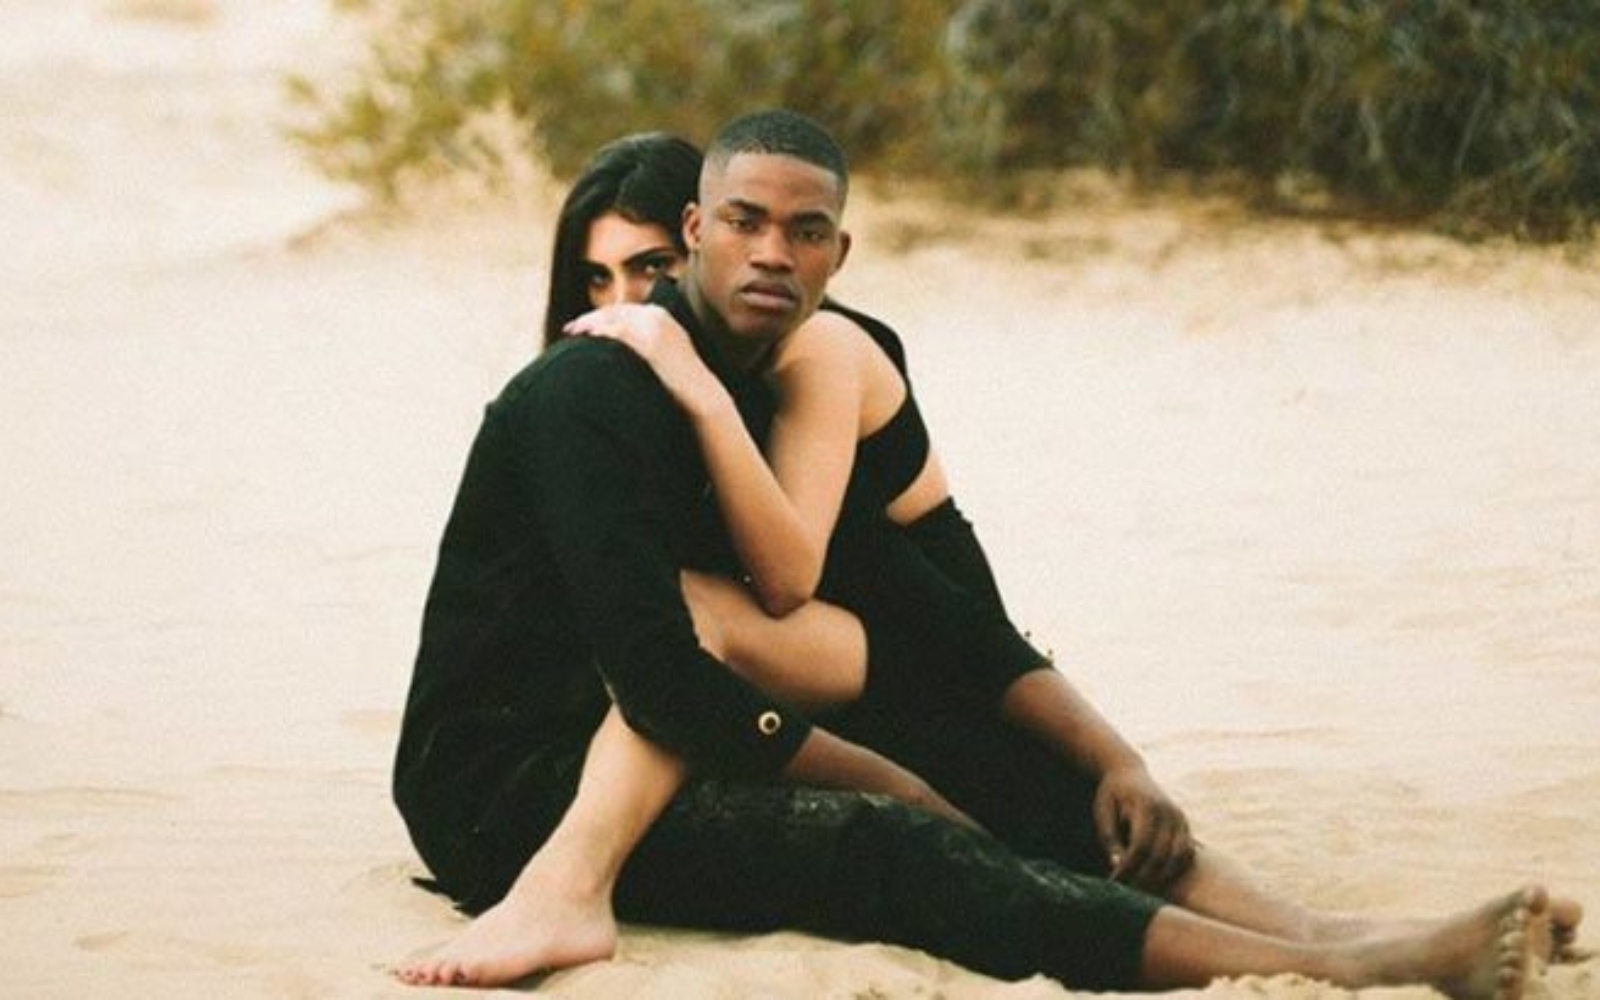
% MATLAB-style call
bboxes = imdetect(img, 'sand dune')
[2,2,1597,996]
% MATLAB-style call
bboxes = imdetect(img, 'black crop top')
[821,301,932,514]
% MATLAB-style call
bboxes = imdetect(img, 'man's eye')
[795,227,829,244]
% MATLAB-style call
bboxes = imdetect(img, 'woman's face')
[582,211,685,308]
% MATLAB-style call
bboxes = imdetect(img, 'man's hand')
[1092,764,1194,892]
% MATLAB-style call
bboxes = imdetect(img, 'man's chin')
[727,307,799,341]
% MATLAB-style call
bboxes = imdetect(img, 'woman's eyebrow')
[623,246,678,267]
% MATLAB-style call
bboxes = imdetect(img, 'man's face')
[683,152,850,361]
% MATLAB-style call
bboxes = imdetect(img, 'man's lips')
[737,282,798,312]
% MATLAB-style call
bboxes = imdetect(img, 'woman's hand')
[565,304,726,418]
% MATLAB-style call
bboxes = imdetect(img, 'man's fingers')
[1120,824,1164,888]
[1145,828,1185,892]
[1132,819,1193,892]
[1124,811,1183,891]
[1093,795,1122,865]
[1112,811,1153,883]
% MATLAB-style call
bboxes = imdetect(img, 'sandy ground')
[3,2,1598,997]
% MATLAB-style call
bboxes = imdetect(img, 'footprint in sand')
[0,863,68,899]
[75,930,131,952]
[343,860,431,898]
[341,708,399,736]
[74,928,269,969]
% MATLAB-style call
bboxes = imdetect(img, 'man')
[393,110,1561,996]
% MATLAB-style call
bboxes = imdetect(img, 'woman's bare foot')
[1347,884,1554,1000]
[394,862,618,988]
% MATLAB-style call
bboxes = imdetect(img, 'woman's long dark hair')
[542,132,703,348]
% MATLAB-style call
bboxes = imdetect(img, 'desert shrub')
[289,0,954,193]
[939,0,1182,172]
[293,0,1600,239]
[942,0,1600,238]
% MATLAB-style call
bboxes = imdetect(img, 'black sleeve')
[825,508,1048,708]
[512,343,811,774]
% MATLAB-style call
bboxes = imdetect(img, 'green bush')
[942,0,1600,238]
[292,0,1600,240]
[289,0,953,192]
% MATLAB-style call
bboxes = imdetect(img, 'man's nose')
[750,227,794,270]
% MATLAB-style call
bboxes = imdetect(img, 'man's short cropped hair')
[704,109,849,203]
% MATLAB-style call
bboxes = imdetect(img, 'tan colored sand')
[2,2,1597,996]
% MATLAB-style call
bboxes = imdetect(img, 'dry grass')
[102,0,218,25]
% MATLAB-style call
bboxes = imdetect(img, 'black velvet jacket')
[393,281,810,868]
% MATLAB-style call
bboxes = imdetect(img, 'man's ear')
[833,229,852,274]
[682,202,702,251]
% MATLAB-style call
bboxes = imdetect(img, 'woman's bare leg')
[1142,884,1556,999]
[397,573,867,988]
[395,708,682,987]
[681,570,867,709]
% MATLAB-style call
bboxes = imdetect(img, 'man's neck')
[681,275,777,375]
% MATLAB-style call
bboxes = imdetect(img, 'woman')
[539,132,700,345]
[397,128,1581,990]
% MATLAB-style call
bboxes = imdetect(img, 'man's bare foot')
[1349,884,1554,1000]
[1301,910,1430,943]
[1550,895,1587,963]
[394,865,618,988]
[1315,891,1582,960]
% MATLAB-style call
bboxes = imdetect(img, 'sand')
[2,2,1597,997]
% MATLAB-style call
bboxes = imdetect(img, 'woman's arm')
[564,304,867,615]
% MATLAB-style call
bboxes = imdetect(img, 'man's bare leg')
[1161,845,1411,942]
[1142,884,1556,999]
[997,669,1584,951]
[1165,845,1584,956]
[396,573,867,988]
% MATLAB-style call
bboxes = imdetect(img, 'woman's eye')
[584,267,611,290]
[638,254,676,277]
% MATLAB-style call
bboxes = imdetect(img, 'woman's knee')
[679,570,730,659]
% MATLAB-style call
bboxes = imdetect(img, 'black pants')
[613,780,1160,992]
[458,762,1157,992]
[433,499,1159,988]
[451,648,1155,992]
